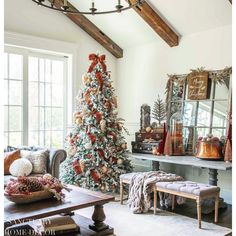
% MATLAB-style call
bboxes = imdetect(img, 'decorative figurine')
[140,104,151,132]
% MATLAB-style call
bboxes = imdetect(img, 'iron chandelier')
[32,0,145,15]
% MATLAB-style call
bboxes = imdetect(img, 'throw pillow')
[4,150,21,175]
[21,149,49,174]
[9,159,33,177]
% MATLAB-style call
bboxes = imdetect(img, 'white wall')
[116,25,232,203]
[4,0,117,109]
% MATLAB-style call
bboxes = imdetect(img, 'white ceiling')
[5,0,232,49]
[70,0,232,48]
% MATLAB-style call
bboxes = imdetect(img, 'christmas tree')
[152,95,166,126]
[60,54,133,192]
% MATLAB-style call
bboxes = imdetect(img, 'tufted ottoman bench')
[119,172,184,205]
[119,172,137,204]
[154,181,220,228]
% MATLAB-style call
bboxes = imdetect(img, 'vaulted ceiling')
[69,0,232,56]
[5,0,232,58]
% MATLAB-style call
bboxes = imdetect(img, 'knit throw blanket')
[127,171,184,214]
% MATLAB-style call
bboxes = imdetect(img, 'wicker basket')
[4,189,54,204]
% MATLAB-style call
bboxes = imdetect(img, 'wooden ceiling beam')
[48,0,123,58]
[128,0,179,47]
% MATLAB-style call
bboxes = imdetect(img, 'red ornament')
[95,111,102,123]
[73,159,83,175]
[88,133,96,144]
[90,169,100,183]
[108,131,117,142]
[109,157,117,164]
[97,149,105,159]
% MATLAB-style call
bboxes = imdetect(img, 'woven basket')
[4,189,54,204]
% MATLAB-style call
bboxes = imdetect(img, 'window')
[4,53,23,147]
[4,46,68,148]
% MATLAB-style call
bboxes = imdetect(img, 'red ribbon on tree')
[88,54,107,73]
[95,72,104,91]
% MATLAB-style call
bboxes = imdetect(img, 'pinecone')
[18,177,44,192]
[18,184,29,193]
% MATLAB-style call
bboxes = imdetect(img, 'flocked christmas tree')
[60,54,133,192]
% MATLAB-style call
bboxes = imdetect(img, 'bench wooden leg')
[120,181,124,205]
[196,198,202,229]
[172,195,175,211]
[153,187,157,215]
[214,193,219,223]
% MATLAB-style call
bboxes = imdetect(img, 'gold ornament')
[68,146,77,156]
[121,143,126,149]
[101,166,108,174]
[112,96,118,108]
[100,119,106,132]
[117,159,123,165]
[145,127,152,133]
[79,159,85,172]
[82,74,90,86]
[152,147,158,155]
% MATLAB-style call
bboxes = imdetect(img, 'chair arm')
[48,149,67,179]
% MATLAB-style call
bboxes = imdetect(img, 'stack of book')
[37,215,79,235]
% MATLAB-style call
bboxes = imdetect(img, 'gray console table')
[128,153,232,186]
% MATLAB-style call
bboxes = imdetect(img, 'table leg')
[208,169,218,186]
[89,205,109,232]
[152,161,160,171]
[201,168,227,214]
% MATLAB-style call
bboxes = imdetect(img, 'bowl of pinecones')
[4,174,70,204]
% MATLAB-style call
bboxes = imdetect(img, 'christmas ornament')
[145,127,152,133]
[104,101,112,110]
[73,159,83,175]
[94,111,102,123]
[100,119,106,132]
[117,159,123,165]
[109,157,117,164]
[68,146,77,156]
[43,173,53,180]
[85,141,92,150]
[88,133,96,144]
[112,96,118,108]
[79,159,85,172]
[75,117,83,126]
[121,143,127,149]
[97,149,105,159]
[90,169,100,182]
[101,165,108,174]
[82,74,90,86]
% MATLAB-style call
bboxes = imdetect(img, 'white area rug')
[77,201,231,236]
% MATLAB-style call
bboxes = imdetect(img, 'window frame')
[4,45,69,148]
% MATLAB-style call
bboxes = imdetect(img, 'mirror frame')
[165,67,232,155]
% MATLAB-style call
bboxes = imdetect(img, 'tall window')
[4,53,23,146]
[4,47,68,148]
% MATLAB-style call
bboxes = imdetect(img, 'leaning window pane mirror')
[166,67,232,160]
